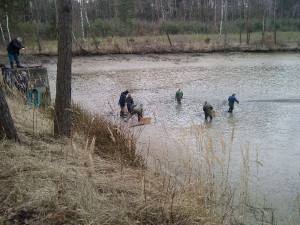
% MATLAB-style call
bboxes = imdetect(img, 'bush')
[163,23,182,34]
[204,37,211,44]
[71,103,141,167]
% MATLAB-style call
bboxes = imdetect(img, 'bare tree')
[0,84,19,142]
[160,0,173,47]
[273,0,277,44]
[219,0,224,42]
[80,0,86,45]
[6,8,11,42]
[0,23,6,46]
[54,0,72,137]
[31,0,42,54]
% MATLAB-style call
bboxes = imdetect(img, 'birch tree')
[80,0,86,45]
[0,23,6,46]
[219,0,224,42]
[6,9,11,42]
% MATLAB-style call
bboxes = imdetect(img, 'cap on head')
[0,64,5,68]
[21,71,27,76]
[125,90,129,94]
[17,37,22,42]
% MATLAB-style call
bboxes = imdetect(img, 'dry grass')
[0,86,278,224]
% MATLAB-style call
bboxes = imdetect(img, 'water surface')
[43,52,300,224]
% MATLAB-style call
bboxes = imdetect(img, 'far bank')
[0,32,299,56]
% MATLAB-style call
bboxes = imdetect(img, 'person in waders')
[7,37,26,69]
[126,94,134,113]
[131,104,144,121]
[203,101,214,121]
[118,90,129,116]
[175,88,183,103]
[228,92,239,113]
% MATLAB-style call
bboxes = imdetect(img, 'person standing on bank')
[175,88,183,103]
[228,92,239,113]
[118,90,129,116]
[7,37,26,69]
[203,101,214,121]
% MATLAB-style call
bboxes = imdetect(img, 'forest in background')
[0,0,300,54]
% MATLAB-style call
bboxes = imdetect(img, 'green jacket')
[203,104,213,116]
[126,97,134,108]
[175,91,183,101]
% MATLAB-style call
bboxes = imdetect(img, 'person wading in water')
[228,92,239,113]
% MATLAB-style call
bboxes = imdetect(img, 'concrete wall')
[11,66,51,106]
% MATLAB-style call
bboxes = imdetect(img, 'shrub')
[71,103,141,167]
[204,37,211,44]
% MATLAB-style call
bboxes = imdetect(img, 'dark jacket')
[7,39,25,54]
[17,74,28,93]
[228,95,239,107]
[175,90,183,101]
[126,96,134,110]
[119,91,128,107]
[203,103,213,116]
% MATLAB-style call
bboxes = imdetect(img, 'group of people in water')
[119,89,239,123]
[175,89,239,121]
[118,90,144,121]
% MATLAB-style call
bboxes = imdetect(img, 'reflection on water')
[44,52,300,223]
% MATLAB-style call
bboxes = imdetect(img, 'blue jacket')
[119,92,127,107]
[228,95,239,107]
[7,39,25,54]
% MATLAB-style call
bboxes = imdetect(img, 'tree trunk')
[273,0,277,44]
[261,12,265,46]
[54,0,72,138]
[219,0,224,42]
[54,0,58,29]
[160,0,172,47]
[6,10,11,42]
[84,6,99,51]
[80,0,86,46]
[224,0,228,44]
[0,84,19,142]
[214,0,217,27]
[239,1,242,45]
[33,0,42,54]
[0,23,6,46]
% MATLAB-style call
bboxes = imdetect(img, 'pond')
[43,52,300,224]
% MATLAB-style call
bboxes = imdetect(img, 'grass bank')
[0,86,282,224]
[0,32,299,56]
